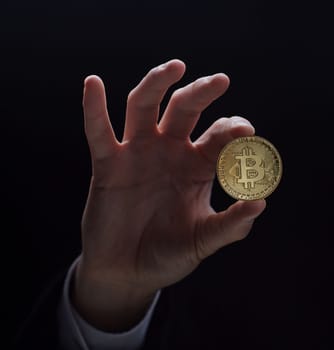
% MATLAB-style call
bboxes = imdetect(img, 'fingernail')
[197,73,229,86]
[158,60,173,70]
[231,116,253,128]
[196,75,214,85]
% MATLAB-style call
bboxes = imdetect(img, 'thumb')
[195,200,266,260]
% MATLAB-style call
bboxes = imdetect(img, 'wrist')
[71,256,157,332]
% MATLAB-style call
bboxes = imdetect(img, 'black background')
[2,0,332,347]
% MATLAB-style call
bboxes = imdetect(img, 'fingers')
[195,200,266,261]
[195,116,255,164]
[159,73,230,140]
[83,76,118,161]
[123,59,186,141]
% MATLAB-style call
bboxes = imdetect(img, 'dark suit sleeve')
[15,271,66,350]
[14,269,172,350]
[14,267,304,350]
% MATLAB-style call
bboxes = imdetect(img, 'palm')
[116,136,214,285]
[81,59,266,291]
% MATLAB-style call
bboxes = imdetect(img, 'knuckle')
[171,88,184,103]
[193,223,210,262]
[194,236,207,262]
[209,118,231,142]
[170,88,198,116]
[235,228,250,241]
[148,66,161,78]
[127,88,138,103]
[213,117,229,129]
[212,118,229,134]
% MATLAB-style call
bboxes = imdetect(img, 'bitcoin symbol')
[235,146,264,189]
[216,136,282,200]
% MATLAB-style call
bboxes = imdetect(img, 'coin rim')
[216,135,283,201]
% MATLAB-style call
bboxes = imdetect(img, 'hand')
[72,59,266,331]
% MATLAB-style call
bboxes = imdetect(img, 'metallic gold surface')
[216,136,282,200]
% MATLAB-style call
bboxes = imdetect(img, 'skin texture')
[72,59,266,332]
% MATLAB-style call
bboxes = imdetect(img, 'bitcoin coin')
[216,136,282,200]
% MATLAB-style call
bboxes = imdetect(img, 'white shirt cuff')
[58,257,161,350]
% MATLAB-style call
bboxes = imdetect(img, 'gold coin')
[216,136,282,200]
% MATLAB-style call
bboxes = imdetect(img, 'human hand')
[73,59,266,331]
